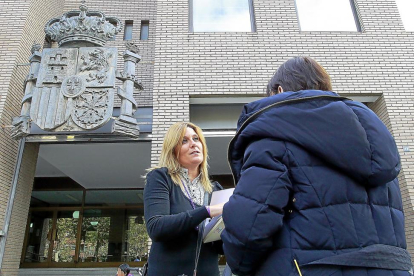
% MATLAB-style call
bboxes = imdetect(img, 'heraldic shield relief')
[31,47,117,131]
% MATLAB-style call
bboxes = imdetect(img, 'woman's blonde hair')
[148,122,213,193]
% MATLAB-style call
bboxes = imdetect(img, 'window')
[124,20,133,40]
[22,188,149,267]
[79,209,147,263]
[140,21,149,40]
[295,0,360,32]
[190,0,255,32]
[395,0,414,31]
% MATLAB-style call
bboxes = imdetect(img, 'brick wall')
[0,0,30,232]
[151,0,414,254]
[1,143,39,276]
[0,1,64,275]
[369,95,414,249]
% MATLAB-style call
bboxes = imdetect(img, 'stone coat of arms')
[32,47,117,131]
[12,4,143,139]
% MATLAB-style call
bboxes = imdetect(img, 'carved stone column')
[11,44,42,139]
[114,42,143,137]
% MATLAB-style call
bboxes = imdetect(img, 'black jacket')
[144,167,222,276]
[222,90,411,276]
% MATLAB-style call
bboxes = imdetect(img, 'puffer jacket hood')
[229,90,400,188]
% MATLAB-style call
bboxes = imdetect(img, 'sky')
[395,0,414,31]
[295,0,358,31]
[193,0,252,32]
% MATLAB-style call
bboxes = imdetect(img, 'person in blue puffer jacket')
[221,56,412,276]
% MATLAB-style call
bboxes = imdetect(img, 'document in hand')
[203,188,235,243]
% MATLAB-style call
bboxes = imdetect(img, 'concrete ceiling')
[36,142,151,189]
[35,136,233,189]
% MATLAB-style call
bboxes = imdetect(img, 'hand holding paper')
[203,188,234,243]
[208,202,225,218]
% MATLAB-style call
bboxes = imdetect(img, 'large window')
[190,0,255,32]
[79,209,146,263]
[295,0,361,32]
[22,188,148,268]
[395,0,414,31]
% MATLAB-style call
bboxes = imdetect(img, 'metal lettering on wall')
[11,4,143,139]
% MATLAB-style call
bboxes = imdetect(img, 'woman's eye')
[193,137,199,141]
[182,139,188,144]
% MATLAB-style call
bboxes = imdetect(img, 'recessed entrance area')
[21,142,151,269]
[21,137,235,269]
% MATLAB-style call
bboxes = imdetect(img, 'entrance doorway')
[23,210,78,265]
[23,204,147,268]
[20,142,151,269]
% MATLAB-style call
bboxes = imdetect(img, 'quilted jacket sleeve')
[222,139,292,275]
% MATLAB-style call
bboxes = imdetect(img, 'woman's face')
[176,127,204,170]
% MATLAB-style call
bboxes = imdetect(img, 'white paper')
[203,188,235,243]
[210,188,235,205]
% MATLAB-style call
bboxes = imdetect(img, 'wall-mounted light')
[73,211,80,219]
[41,136,57,140]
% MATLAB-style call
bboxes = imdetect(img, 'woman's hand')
[208,203,225,218]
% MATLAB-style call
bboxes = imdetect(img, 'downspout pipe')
[0,138,26,270]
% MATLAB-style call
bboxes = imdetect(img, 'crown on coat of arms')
[44,4,123,47]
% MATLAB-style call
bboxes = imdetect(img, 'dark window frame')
[349,0,362,32]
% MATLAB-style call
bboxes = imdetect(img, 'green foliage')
[53,217,78,262]
[30,211,150,263]
[126,216,149,261]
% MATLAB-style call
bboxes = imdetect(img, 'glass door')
[22,189,148,268]
[22,209,80,267]
[51,211,79,263]
[23,211,54,264]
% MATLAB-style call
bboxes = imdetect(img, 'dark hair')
[119,263,130,275]
[266,57,332,96]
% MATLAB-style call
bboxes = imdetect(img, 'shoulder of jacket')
[147,167,172,183]
[148,167,169,175]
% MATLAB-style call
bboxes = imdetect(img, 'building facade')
[0,0,414,275]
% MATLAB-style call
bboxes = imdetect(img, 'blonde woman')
[144,122,224,276]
